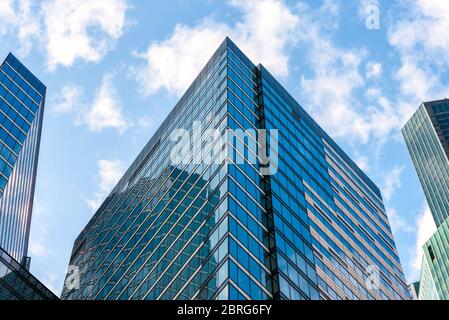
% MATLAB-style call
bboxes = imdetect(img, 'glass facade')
[0,246,57,300]
[403,99,449,300]
[0,53,46,263]
[402,100,449,227]
[418,218,449,300]
[62,38,410,300]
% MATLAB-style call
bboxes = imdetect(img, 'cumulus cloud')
[0,0,40,56]
[28,198,53,259]
[358,0,380,18]
[41,0,128,70]
[29,242,49,258]
[410,203,437,279]
[40,273,60,295]
[297,2,416,147]
[79,74,129,134]
[382,166,404,202]
[51,76,129,134]
[366,61,382,79]
[0,0,129,69]
[355,156,369,172]
[132,20,228,96]
[388,0,449,101]
[85,159,125,211]
[51,85,83,114]
[132,0,299,96]
[386,207,413,236]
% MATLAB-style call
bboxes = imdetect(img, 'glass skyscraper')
[417,218,449,300]
[402,99,449,300]
[402,99,449,228]
[0,53,54,300]
[0,53,45,263]
[62,38,410,300]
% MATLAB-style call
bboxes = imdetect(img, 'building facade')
[62,38,410,300]
[0,53,45,263]
[0,53,55,300]
[402,99,449,300]
[402,99,449,228]
[418,218,449,300]
[0,246,57,299]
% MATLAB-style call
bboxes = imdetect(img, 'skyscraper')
[402,99,449,227]
[417,218,449,300]
[0,53,56,300]
[0,53,45,263]
[62,38,410,300]
[402,99,449,300]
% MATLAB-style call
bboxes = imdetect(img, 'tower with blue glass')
[62,38,410,300]
[0,53,45,264]
[0,53,56,299]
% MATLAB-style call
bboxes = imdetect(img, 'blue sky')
[1,0,448,295]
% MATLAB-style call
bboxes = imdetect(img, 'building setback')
[62,38,410,300]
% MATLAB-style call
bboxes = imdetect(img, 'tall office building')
[403,99,449,300]
[0,53,56,300]
[418,219,449,300]
[62,38,410,300]
[402,99,449,227]
[0,53,45,263]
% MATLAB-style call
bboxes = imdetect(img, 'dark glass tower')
[62,38,410,300]
[0,53,56,300]
[0,246,57,299]
[0,53,45,263]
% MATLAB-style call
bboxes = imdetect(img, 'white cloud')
[388,0,449,101]
[138,116,154,129]
[98,159,125,192]
[358,0,380,19]
[297,2,416,146]
[386,207,413,236]
[29,242,49,258]
[51,85,83,114]
[0,0,129,69]
[299,36,370,142]
[410,203,437,279]
[79,74,129,134]
[85,159,125,211]
[28,198,53,259]
[382,165,404,202]
[41,0,128,70]
[0,0,40,56]
[133,0,299,96]
[366,61,382,79]
[355,156,369,172]
[389,0,449,57]
[395,57,437,101]
[132,20,228,96]
[41,273,60,295]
